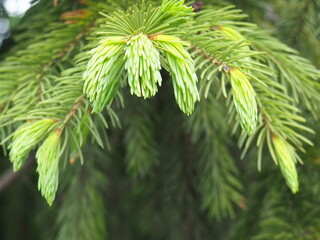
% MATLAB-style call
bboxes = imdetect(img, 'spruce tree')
[0,0,319,239]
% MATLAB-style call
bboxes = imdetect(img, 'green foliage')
[83,0,199,114]
[271,135,299,193]
[234,165,320,240]
[229,68,257,135]
[156,35,199,114]
[125,34,162,98]
[0,0,320,238]
[36,131,61,206]
[83,37,125,112]
[56,154,107,240]
[186,82,243,219]
[122,97,159,177]
[266,0,320,67]
[9,119,57,171]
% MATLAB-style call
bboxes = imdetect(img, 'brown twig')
[189,43,232,72]
[0,156,35,193]
[62,96,85,127]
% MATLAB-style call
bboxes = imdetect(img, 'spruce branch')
[122,97,158,177]
[4,0,78,55]
[251,167,320,239]
[242,78,314,193]
[184,12,263,134]
[1,0,320,224]
[274,0,320,66]
[186,85,243,220]
[189,43,232,72]
[61,96,85,127]
[184,5,318,193]
[23,53,113,166]
[5,41,114,204]
[0,19,95,133]
[56,156,107,240]
[246,30,320,112]
[83,0,199,115]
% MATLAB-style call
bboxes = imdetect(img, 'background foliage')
[0,0,319,239]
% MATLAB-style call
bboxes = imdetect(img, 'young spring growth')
[218,26,246,42]
[153,35,199,115]
[9,119,56,171]
[83,37,126,112]
[82,0,197,112]
[272,135,299,193]
[218,27,257,133]
[125,34,162,98]
[219,26,254,67]
[36,130,61,206]
[229,68,257,135]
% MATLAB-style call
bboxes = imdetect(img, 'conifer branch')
[186,85,243,220]
[61,96,85,127]
[0,20,95,132]
[189,43,232,71]
[56,156,107,240]
[122,97,158,177]
[35,22,94,102]
[1,0,320,229]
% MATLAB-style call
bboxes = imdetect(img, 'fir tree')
[0,0,319,239]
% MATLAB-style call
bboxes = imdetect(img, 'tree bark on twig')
[0,157,35,193]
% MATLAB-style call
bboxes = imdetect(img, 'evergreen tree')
[0,0,319,239]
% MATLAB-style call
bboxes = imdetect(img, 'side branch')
[49,23,95,67]
[61,96,85,127]
[37,23,95,102]
[190,44,232,72]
